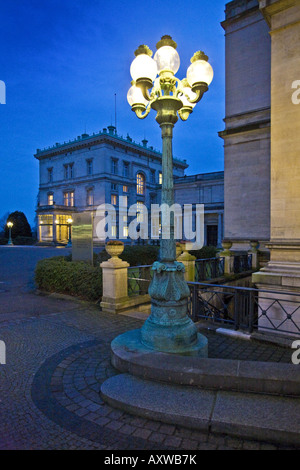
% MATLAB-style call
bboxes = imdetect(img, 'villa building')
[35,125,224,246]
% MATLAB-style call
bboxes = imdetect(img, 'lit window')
[137,173,145,195]
[159,172,162,185]
[87,188,94,206]
[111,194,117,205]
[64,191,75,207]
[48,193,54,205]
[137,201,144,222]
[111,225,117,237]
[123,185,128,193]
[123,226,129,237]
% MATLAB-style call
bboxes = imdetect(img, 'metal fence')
[128,263,300,336]
[128,265,153,296]
[233,254,252,273]
[187,281,300,336]
[195,257,225,282]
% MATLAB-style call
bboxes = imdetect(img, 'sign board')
[72,212,93,264]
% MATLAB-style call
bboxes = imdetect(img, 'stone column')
[217,212,223,248]
[100,251,130,314]
[177,242,196,282]
[52,218,57,245]
[248,240,260,270]
[253,1,300,335]
[218,240,234,275]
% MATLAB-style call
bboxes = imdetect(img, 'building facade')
[35,125,187,244]
[35,126,224,246]
[220,0,271,251]
[174,172,224,247]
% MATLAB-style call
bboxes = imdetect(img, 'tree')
[0,212,10,237]
[4,211,32,239]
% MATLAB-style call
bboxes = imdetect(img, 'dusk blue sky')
[0,0,226,227]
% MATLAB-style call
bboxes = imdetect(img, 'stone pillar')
[100,244,130,314]
[248,240,260,270]
[253,0,300,335]
[218,240,234,275]
[177,242,196,282]
[52,218,57,244]
[217,213,223,248]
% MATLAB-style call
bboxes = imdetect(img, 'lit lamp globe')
[154,35,180,74]
[180,79,197,108]
[178,79,197,121]
[187,51,213,91]
[127,83,148,108]
[130,45,157,91]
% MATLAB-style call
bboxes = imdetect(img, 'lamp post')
[67,218,73,247]
[7,221,13,246]
[127,35,213,356]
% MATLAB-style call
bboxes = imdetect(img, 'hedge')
[95,245,160,267]
[34,245,216,302]
[35,257,102,301]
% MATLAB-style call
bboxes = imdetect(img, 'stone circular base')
[112,328,208,360]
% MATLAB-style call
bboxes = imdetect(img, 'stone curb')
[101,373,300,447]
[111,329,300,396]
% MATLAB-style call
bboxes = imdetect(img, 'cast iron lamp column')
[7,221,13,246]
[67,218,73,247]
[127,35,213,355]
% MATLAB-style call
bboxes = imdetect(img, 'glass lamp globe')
[127,84,148,107]
[130,54,157,82]
[187,52,213,87]
[180,83,197,108]
[154,46,180,74]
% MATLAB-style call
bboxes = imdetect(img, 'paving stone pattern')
[0,304,296,450]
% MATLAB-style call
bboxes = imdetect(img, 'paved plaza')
[0,246,297,450]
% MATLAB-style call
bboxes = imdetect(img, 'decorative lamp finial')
[134,45,153,57]
[190,51,209,63]
[156,35,177,50]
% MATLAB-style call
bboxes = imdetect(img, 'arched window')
[137,173,145,195]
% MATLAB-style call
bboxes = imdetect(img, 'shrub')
[95,245,159,267]
[35,257,102,301]
[13,236,36,245]
[189,245,218,259]
[0,237,7,245]
[5,211,32,238]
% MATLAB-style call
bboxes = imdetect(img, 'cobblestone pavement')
[0,300,296,451]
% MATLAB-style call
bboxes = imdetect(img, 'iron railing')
[128,265,153,296]
[128,263,300,336]
[233,254,252,273]
[195,257,225,282]
[187,281,300,336]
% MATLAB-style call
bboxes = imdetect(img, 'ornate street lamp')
[127,35,213,356]
[67,218,73,247]
[7,221,13,246]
